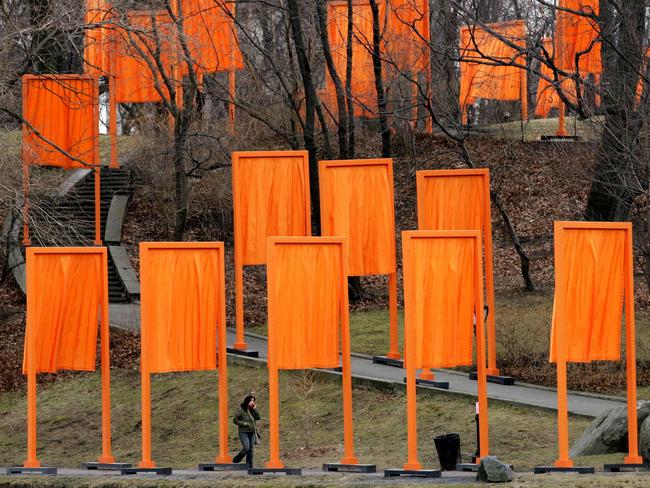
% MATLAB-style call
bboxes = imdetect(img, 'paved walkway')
[110,303,624,418]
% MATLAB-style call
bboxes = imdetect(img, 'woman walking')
[233,394,261,466]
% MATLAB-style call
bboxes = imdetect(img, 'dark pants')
[233,432,255,465]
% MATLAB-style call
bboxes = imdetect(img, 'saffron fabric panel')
[84,0,112,75]
[113,10,177,104]
[182,0,243,74]
[140,244,223,373]
[459,20,526,106]
[326,0,377,117]
[416,170,487,233]
[233,151,311,266]
[535,38,579,117]
[24,250,104,373]
[555,0,601,74]
[267,240,343,370]
[384,0,429,73]
[403,233,477,368]
[319,160,395,276]
[22,75,99,168]
[550,226,626,363]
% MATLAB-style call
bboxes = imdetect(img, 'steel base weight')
[469,371,515,385]
[6,466,57,475]
[384,469,441,478]
[121,467,172,475]
[198,463,250,471]
[248,467,302,475]
[534,466,594,474]
[82,462,132,470]
[604,463,650,472]
[323,463,376,473]
[373,355,403,368]
[227,347,259,358]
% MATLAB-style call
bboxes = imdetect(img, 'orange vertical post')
[402,236,422,471]
[553,223,572,468]
[94,167,102,246]
[387,272,400,359]
[473,234,490,459]
[23,260,38,468]
[98,251,115,463]
[215,246,232,464]
[623,227,642,464]
[340,241,359,465]
[139,278,155,474]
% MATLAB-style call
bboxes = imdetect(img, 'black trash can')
[434,433,461,471]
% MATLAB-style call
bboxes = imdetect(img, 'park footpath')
[110,303,624,418]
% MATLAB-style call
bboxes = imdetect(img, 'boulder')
[570,401,650,457]
[638,414,650,460]
[477,456,514,483]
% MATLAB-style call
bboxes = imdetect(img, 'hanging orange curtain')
[536,38,580,117]
[182,0,243,74]
[233,151,311,266]
[22,75,99,169]
[384,0,429,73]
[325,0,378,117]
[555,0,601,74]
[84,0,112,75]
[417,171,486,231]
[140,244,223,373]
[459,20,527,107]
[267,239,342,369]
[404,234,477,369]
[113,10,177,104]
[635,48,650,103]
[319,159,395,276]
[550,226,626,363]
[23,251,103,373]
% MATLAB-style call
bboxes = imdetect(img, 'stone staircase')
[19,167,133,303]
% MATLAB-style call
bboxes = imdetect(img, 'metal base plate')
[403,377,449,389]
[227,347,259,358]
[82,462,132,470]
[604,463,650,472]
[469,371,515,385]
[534,466,594,474]
[540,135,581,141]
[121,467,172,475]
[248,467,302,475]
[198,463,250,471]
[323,463,376,473]
[372,356,403,368]
[384,468,441,478]
[6,467,57,475]
[456,463,479,472]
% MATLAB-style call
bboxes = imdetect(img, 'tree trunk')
[586,1,646,221]
[345,0,356,158]
[286,0,321,232]
[316,0,350,159]
[369,0,391,157]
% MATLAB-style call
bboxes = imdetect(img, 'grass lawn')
[0,360,605,473]
[480,115,603,142]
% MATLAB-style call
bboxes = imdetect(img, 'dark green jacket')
[233,407,260,433]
